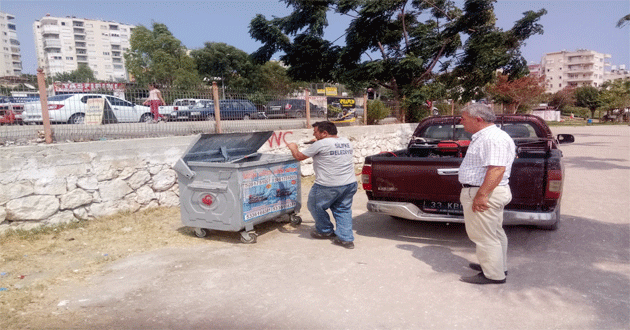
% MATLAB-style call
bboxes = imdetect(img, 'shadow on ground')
[353,211,629,328]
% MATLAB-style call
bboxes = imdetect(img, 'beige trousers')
[460,185,512,280]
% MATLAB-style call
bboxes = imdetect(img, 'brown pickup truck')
[361,114,575,230]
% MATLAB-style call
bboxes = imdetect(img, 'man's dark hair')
[312,121,337,135]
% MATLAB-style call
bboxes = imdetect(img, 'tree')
[574,86,601,119]
[617,14,630,28]
[249,0,547,121]
[488,73,545,113]
[53,64,96,83]
[599,79,630,121]
[124,22,200,88]
[548,86,576,112]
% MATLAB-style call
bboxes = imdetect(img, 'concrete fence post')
[36,68,52,144]
[212,81,222,134]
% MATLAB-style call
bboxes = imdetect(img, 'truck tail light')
[174,106,179,110]
[361,164,372,191]
[545,169,563,199]
[48,104,64,110]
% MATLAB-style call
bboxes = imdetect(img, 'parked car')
[266,99,325,118]
[22,94,165,124]
[158,98,212,116]
[168,99,266,121]
[0,96,25,124]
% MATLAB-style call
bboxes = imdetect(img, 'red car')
[0,96,24,125]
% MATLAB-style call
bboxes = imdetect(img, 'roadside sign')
[85,98,105,125]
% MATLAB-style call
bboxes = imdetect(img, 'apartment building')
[33,14,134,82]
[605,65,630,82]
[0,11,23,77]
[540,49,610,93]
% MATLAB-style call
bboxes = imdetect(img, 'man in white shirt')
[458,104,516,284]
[287,121,358,249]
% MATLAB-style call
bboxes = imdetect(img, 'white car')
[22,94,164,124]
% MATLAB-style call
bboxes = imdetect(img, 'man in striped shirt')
[458,104,516,285]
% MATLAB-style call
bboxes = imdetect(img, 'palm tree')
[617,14,630,28]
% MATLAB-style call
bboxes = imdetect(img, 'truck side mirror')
[557,134,575,144]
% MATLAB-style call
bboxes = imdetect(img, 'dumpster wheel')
[194,228,209,238]
[290,214,302,226]
[240,231,258,244]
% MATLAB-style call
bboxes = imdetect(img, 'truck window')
[422,124,472,141]
[501,123,538,138]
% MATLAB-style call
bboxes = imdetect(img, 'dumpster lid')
[183,131,274,163]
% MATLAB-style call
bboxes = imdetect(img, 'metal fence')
[1,79,371,146]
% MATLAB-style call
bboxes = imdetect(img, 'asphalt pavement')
[52,125,630,329]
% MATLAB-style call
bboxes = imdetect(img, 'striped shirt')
[458,124,516,186]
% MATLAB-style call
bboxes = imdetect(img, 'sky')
[1,0,629,75]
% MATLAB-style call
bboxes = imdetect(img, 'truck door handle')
[437,168,459,175]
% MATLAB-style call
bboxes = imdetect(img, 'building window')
[558,76,561,79]
[66,57,73,60]
[103,52,110,55]
[559,84,561,88]
[61,22,66,26]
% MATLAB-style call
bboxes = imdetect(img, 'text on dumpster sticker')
[241,163,299,222]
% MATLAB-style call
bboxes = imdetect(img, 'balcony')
[11,47,20,53]
[566,57,595,65]
[41,24,60,34]
[43,39,62,48]
[74,34,86,41]
[73,28,85,35]
[73,21,84,27]
[77,56,88,63]
[566,76,593,83]
[10,39,20,46]
[75,42,87,49]
[567,66,594,74]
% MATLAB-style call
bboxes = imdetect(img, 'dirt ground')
[0,177,318,329]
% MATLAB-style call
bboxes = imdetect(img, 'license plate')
[191,111,200,116]
[423,201,463,214]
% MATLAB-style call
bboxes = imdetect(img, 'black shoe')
[469,263,508,275]
[310,230,336,239]
[332,237,354,249]
[460,272,506,285]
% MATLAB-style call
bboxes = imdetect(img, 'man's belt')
[462,184,480,188]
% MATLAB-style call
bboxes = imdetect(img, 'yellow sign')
[85,98,105,125]
[317,89,326,95]
[325,87,338,96]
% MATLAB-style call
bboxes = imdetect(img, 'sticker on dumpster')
[241,163,299,222]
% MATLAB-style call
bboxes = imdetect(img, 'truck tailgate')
[371,158,463,202]
[370,156,547,210]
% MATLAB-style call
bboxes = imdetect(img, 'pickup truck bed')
[361,115,574,230]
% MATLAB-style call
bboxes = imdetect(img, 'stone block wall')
[0,123,416,233]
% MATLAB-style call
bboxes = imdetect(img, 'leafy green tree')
[190,42,258,90]
[574,86,601,119]
[599,79,630,121]
[53,64,96,83]
[124,22,200,88]
[249,0,547,121]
